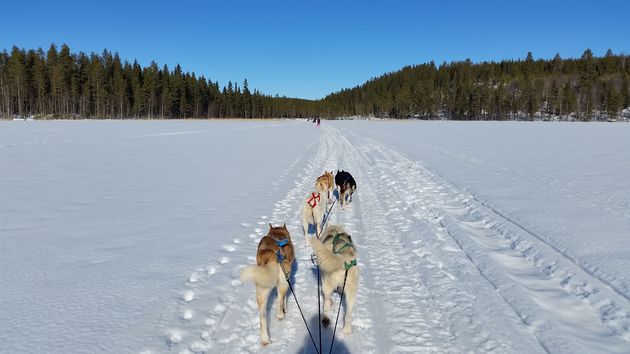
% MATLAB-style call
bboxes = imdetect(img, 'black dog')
[335,170,357,209]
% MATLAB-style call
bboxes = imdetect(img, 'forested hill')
[321,49,630,120]
[1,45,629,120]
[0,44,319,119]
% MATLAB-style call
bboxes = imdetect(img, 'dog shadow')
[303,266,353,354]
[297,314,351,354]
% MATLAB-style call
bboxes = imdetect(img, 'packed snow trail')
[143,123,630,353]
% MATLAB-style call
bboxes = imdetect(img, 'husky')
[310,224,358,335]
[335,170,357,209]
[316,171,335,204]
[240,223,295,345]
[301,182,330,245]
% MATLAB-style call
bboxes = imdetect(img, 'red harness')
[307,192,321,208]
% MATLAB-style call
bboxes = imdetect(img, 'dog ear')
[269,223,273,230]
[282,223,287,229]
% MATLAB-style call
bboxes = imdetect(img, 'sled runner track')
[348,125,630,304]
[470,195,630,303]
[337,127,630,353]
[350,126,630,220]
[327,127,534,353]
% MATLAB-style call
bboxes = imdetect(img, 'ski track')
[141,124,630,354]
[350,127,630,220]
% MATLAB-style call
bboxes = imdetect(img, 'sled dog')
[240,223,295,345]
[301,182,330,245]
[310,224,358,335]
[335,170,357,209]
[316,171,335,204]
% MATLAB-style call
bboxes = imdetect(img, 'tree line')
[1,44,629,120]
[0,44,318,119]
[322,49,630,121]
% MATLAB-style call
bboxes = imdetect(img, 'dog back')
[335,170,355,186]
[257,225,294,271]
[321,232,356,259]
[311,225,357,274]
[316,171,334,189]
[335,170,356,192]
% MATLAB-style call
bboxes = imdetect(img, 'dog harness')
[331,233,355,254]
[307,192,320,208]
[326,233,357,270]
[344,259,357,270]
[275,238,289,263]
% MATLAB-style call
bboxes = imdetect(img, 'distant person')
[312,118,317,124]
[317,118,321,127]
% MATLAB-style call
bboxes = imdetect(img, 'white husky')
[310,224,358,335]
[301,183,329,245]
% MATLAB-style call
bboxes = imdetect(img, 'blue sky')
[2,0,629,99]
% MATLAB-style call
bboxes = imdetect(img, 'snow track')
[140,123,630,353]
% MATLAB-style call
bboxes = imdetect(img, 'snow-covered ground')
[1,119,629,353]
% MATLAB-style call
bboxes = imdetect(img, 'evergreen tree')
[159,64,172,118]
[579,48,597,120]
[561,82,576,117]
[621,75,630,109]
[605,81,621,118]
[0,51,7,116]
[32,48,48,115]
[8,46,26,117]
[111,54,125,118]
[129,60,144,117]
[144,62,158,118]
[242,79,252,118]
[552,53,562,76]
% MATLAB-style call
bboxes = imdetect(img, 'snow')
[1,119,629,353]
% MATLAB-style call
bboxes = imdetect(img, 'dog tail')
[240,250,279,288]
[310,237,345,274]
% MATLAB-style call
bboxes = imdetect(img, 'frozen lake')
[1,119,629,353]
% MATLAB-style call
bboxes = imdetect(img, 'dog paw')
[276,313,285,321]
[342,324,352,335]
[322,316,331,328]
[261,338,271,346]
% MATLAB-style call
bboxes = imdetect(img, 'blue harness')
[276,238,289,262]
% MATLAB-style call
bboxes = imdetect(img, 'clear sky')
[2,0,629,99]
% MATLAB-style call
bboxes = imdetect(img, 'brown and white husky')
[316,171,335,204]
[240,223,295,345]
